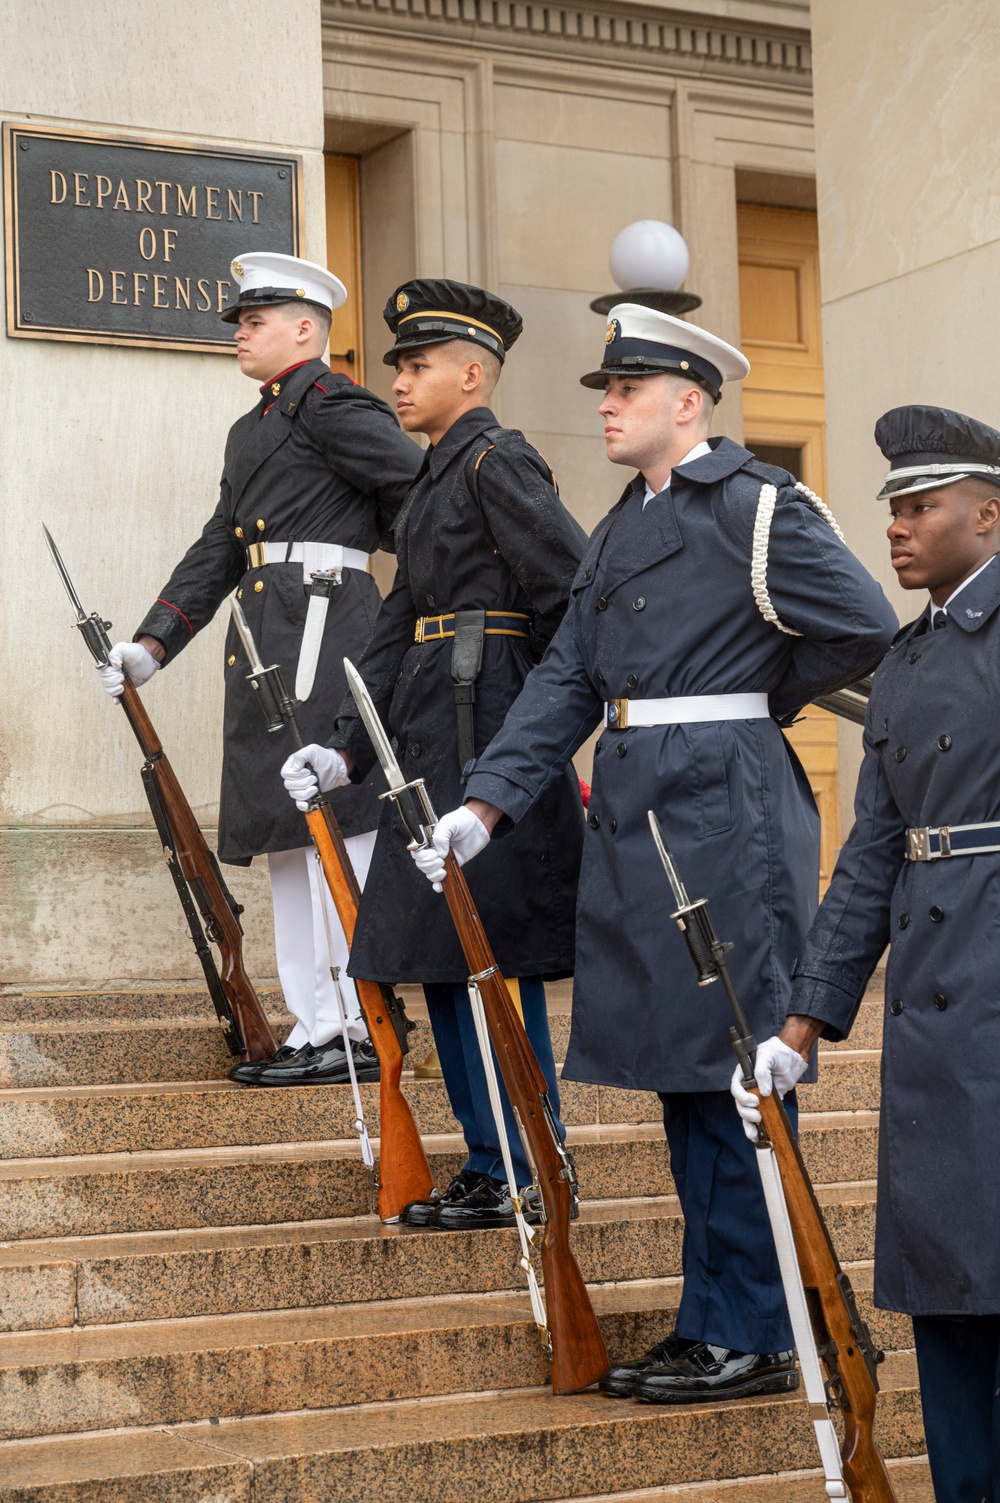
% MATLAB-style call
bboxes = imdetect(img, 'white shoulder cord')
[751,480,846,637]
[466,979,550,1350]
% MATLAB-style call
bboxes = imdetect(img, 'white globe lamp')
[591,219,700,316]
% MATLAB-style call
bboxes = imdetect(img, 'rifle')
[648,812,896,1503]
[229,597,434,1223]
[344,656,609,1395]
[43,527,279,1063]
[814,675,872,727]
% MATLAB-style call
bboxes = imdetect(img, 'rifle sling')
[450,609,486,778]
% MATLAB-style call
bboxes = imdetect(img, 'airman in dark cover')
[747,406,1000,1501]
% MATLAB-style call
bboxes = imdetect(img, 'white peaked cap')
[581,301,750,395]
[221,252,348,323]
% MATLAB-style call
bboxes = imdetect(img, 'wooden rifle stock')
[119,681,278,1063]
[758,1091,897,1503]
[440,852,608,1395]
[305,801,434,1222]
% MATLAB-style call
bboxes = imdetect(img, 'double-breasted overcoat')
[335,405,589,984]
[792,555,1000,1316]
[137,358,421,863]
[466,438,898,1093]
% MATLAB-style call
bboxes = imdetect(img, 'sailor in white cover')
[98,252,421,1085]
[419,303,897,1402]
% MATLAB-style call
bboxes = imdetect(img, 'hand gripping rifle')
[44,527,278,1063]
[229,598,434,1223]
[647,812,895,1503]
[344,657,608,1395]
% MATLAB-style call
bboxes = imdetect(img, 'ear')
[675,384,705,426]
[976,494,1000,536]
[462,360,485,393]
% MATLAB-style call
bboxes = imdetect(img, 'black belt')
[413,610,530,779]
[413,610,530,643]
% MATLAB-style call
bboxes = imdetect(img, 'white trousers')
[267,832,377,1050]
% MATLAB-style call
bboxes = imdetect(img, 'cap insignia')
[296,288,305,298]
[271,383,281,396]
[231,260,244,279]
[396,292,410,313]
[605,320,617,345]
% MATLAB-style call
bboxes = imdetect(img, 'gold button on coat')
[254,580,263,592]
[227,654,236,666]
[256,519,265,531]
[234,526,243,539]
[237,589,242,599]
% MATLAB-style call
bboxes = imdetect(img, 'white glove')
[730,1034,809,1141]
[97,642,160,698]
[281,745,350,810]
[411,805,491,892]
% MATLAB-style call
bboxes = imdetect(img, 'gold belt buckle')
[414,617,426,644]
[247,541,266,569]
[607,698,629,729]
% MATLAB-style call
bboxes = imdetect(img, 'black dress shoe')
[248,1035,380,1087]
[400,1169,490,1228]
[435,1175,579,1230]
[229,1043,298,1085]
[598,1332,702,1397]
[631,1344,799,1404]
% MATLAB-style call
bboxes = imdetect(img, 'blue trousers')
[422,976,563,1187]
[659,1089,797,1354]
[913,1314,1000,1503]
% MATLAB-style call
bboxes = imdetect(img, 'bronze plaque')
[3,123,303,353]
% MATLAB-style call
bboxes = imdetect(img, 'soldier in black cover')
[736,406,1000,1501]
[99,253,421,1085]
[281,279,588,1228]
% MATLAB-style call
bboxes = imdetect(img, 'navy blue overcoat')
[792,556,1000,1316]
[467,438,897,1093]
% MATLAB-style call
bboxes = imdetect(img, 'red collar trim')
[259,360,311,395]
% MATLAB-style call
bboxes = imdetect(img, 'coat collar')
[667,434,754,486]
[425,406,498,480]
[227,358,330,507]
[935,553,1000,633]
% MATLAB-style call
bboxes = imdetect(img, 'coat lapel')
[224,359,329,510]
[592,482,683,597]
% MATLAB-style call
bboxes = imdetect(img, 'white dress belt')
[605,693,770,729]
[248,540,369,574]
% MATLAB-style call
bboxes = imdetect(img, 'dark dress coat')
[466,439,898,1093]
[334,405,589,984]
[136,358,422,864]
[791,555,1000,1316]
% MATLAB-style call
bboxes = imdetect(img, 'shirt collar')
[642,439,714,506]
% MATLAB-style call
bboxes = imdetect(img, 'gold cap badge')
[396,292,410,313]
[231,260,244,279]
[605,320,617,345]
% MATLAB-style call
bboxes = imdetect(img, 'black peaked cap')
[383,278,523,365]
[875,405,1000,466]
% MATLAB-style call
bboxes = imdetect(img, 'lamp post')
[590,220,701,316]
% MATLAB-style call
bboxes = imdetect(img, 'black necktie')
[932,609,947,630]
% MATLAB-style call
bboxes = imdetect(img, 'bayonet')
[344,656,436,850]
[43,524,115,667]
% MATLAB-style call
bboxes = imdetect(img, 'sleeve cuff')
[463,768,534,824]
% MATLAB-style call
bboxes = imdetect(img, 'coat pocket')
[689,722,733,837]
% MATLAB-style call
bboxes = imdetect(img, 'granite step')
[0,1051,882,1159]
[0,979,886,1089]
[0,1351,923,1503]
[0,1182,884,1332]
[0,1263,914,1441]
[0,1113,878,1240]
[546,1455,932,1502]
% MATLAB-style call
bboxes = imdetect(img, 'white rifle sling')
[466,980,549,1345]
[296,547,345,703]
[751,481,845,637]
[315,855,377,1207]
[755,1144,847,1499]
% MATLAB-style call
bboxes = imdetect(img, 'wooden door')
[738,202,840,893]
[324,154,365,385]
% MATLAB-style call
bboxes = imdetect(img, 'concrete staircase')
[0,979,932,1501]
